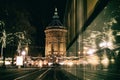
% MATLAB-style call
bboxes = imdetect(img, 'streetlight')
[87,48,96,55]
[21,50,26,56]
[25,43,28,56]
[21,50,26,67]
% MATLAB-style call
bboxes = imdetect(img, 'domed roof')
[46,8,65,29]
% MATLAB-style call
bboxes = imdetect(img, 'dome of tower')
[46,8,66,29]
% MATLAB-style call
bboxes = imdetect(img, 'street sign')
[16,56,23,66]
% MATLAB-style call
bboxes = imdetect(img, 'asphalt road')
[1,66,120,80]
[35,67,81,80]
[0,68,41,80]
[0,67,81,80]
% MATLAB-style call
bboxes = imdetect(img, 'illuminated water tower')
[44,8,67,58]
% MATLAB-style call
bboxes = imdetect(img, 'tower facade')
[44,8,67,57]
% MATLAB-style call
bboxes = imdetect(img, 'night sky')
[0,0,67,56]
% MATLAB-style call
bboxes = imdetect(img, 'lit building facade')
[64,0,98,47]
[63,0,120,80]
[64,0,109,56]
[44,8,67,57]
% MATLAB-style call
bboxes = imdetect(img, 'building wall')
[63,0,120,79]
[44,28,67,57]
[64,0,98,56]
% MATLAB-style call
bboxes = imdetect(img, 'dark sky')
[0,0,66,24]
[0,0,67,56]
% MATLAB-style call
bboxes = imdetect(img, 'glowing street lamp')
[87,48,96,55]
[25,46,28,55]
[25,47,28,51]
[99,41,108,48]
[21,50,26,56]
[99,41,113,49]
[78,51,81,57]
[21,50,26,67]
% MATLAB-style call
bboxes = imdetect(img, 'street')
[0,67,81,80]
[1,65,120,80]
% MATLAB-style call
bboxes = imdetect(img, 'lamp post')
[21,50,26,67]
[25,47,28,55]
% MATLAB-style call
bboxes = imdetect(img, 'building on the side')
[64,0,109,56]
[44,8,67,58]
[63,0,113,79]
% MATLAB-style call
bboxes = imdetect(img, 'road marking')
[35,68,51,80]
[14,69,41,80]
